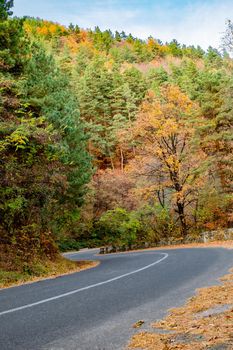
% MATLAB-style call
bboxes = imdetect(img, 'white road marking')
[0,253,168,316]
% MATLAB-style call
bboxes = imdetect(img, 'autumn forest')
[0,1,232,281]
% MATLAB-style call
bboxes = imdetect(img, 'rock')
[99,247,105,254]
[133,320,145,328]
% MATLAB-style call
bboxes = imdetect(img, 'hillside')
[0,0,233,282]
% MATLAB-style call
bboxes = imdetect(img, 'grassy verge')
[0,257,99,289]
[129,242,233,350]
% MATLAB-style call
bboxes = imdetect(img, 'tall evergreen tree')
[22,44,92,206]
[0,0,13,20]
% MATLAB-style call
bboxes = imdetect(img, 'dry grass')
[129,264,233,350]
[0,258,99,289]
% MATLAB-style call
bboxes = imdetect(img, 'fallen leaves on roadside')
[128,267,233,350]
[129,332,168,350]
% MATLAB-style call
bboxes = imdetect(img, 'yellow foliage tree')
[130,85,207,236]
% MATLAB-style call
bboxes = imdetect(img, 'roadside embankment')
[0,257,99,289]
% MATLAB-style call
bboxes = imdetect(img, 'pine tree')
[0,0,13,20]
[0,17,27,73]
[23,44,92,204]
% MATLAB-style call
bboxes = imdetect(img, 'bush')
[57,238,83,252]
[97,208,140,248]
[133,204,177,244]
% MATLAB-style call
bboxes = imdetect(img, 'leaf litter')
[128,243,233,350]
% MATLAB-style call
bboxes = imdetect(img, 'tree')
[0,0,13,20]
[0,17,27,73]
[130,85,206,236]
[123,67,147,105]
[75,44,94,75]
[97,208,140,248]
[0,80,61,263]
[77,59,143,167]
[133,38,153,62]
[91,169,137,218]
[22,44,92,208]
[89,27,114,52]
[170,60,228,119]
[115,31,121,42]
[146,67,168,91]
[167,39,183,57]
[77,56,115,164]
[170,60,200,100]
[222,19,233,54]
[209,78,233,195]
[205,46,222,68]
[0,42,92,266]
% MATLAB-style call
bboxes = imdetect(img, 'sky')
[13,0,233,49]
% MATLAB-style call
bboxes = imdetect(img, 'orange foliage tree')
[129,85,207,236]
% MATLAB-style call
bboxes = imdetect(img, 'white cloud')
[67,1,232,49]
[165,1,231,48]
[13,0,232,49]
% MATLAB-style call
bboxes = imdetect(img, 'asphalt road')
[0,247,232,350]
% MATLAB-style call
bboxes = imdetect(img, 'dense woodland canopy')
[0,1,232,273]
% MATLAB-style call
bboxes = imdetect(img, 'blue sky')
[13,0,232,49]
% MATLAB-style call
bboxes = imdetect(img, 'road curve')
[0,248,232,350]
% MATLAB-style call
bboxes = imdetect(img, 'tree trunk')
[110,156,115,170]
[120,148,124,172]
[177,201,187,237]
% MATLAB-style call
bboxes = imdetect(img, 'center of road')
[0,252,168,317]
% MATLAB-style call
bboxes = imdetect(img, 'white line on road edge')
[0,253,168,317]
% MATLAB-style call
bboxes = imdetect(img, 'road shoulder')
[128,242,233,350]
